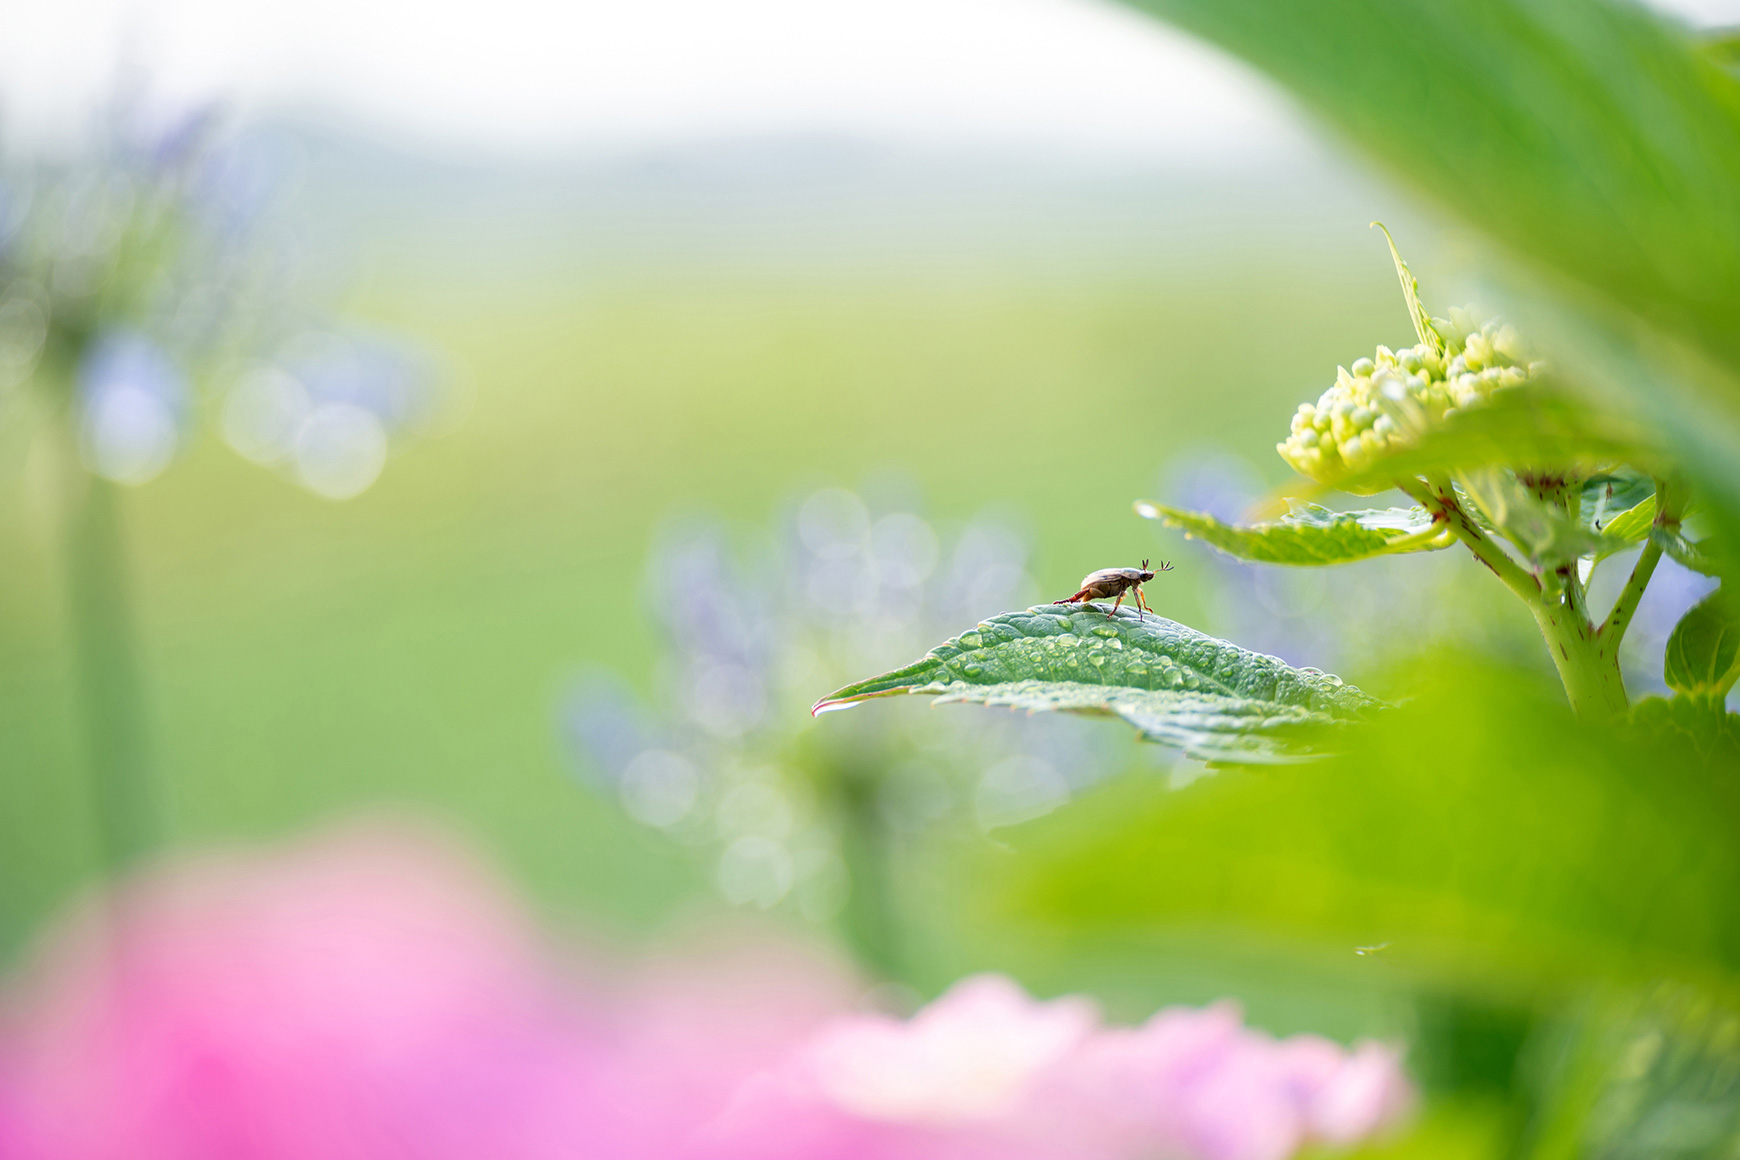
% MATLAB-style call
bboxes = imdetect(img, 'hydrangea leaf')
[1590,495,1655,546]
[1134,501,1448,566]
[1628,695,1740,764]
[1662,530,1723,578]
[1664,591,1740,699]
[1586,496,1658,571]
[1456,466,1616,565]
[1373,222,1444,356]
[1112,0,1740,390]
[1581,472,1656,533]
[811,605,1384,764]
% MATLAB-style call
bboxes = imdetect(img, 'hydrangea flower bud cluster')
[1276,310,1537,485]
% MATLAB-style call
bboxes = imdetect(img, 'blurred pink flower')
[698,978,1412,1160]
[808,974,1097,1125]
[1042,1005,1413,1160]
[0,825,845,1160]
[0,824,1412,1160]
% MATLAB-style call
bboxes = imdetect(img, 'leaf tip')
[1369,221,1442,355]
[1134,500,1163,520]
[1245,492,1291,521]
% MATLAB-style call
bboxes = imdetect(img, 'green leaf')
[1372,221,1443,356]
[1522,987,1740,1160]
[1587,495,1656,574]
[1661,529,1723,577]
[1113,0,1740,394]
[1630,694,1740,764]
[1134,500,1448,565]
[966,658,1740,997]
[811,605,1384,764]
[1664,591,1740,699]
[1455,466,1611,566]
[1454,469,1655,568]
[1590,495,1655,551]
[1581,472,1655,533]
[1705,27,1740,76]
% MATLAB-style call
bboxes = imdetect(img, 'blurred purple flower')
[564,486,1126,918]
[77,331,187,485]
[142,104,225,176]
[219,331,440,500]
[1,99,441,500]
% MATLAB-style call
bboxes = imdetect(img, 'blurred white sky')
[4,0,1732,159]
[2,0,1304,158]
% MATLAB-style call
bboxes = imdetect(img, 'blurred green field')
[0,205,1428,960]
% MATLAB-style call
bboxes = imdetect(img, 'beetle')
[1053,558,1172,619]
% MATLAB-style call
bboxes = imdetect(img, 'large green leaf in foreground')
[1115,0,1740,390]
[812,605,1382,763]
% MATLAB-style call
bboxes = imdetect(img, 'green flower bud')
[1275,306,1542,487]
[1493,323,1523,363]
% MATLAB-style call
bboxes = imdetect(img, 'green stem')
[1599,478,1679,657]
[1397,477,1540,604]
[833,766,904,981]
[1598,537,1663,653]
[1399,475,1632,719]
[55,411,158,871]
[1532,599,1629,720]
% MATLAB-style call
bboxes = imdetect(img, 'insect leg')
[1135,586,1152,619]
[1108,591,1124,617]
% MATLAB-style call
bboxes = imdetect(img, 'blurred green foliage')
[1119,0,1740,382]
[978,657,1740,993]
[5,0,1739,1153]
[0,260,1410,955]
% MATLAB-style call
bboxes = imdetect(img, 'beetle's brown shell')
[1080,567,1146,588]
